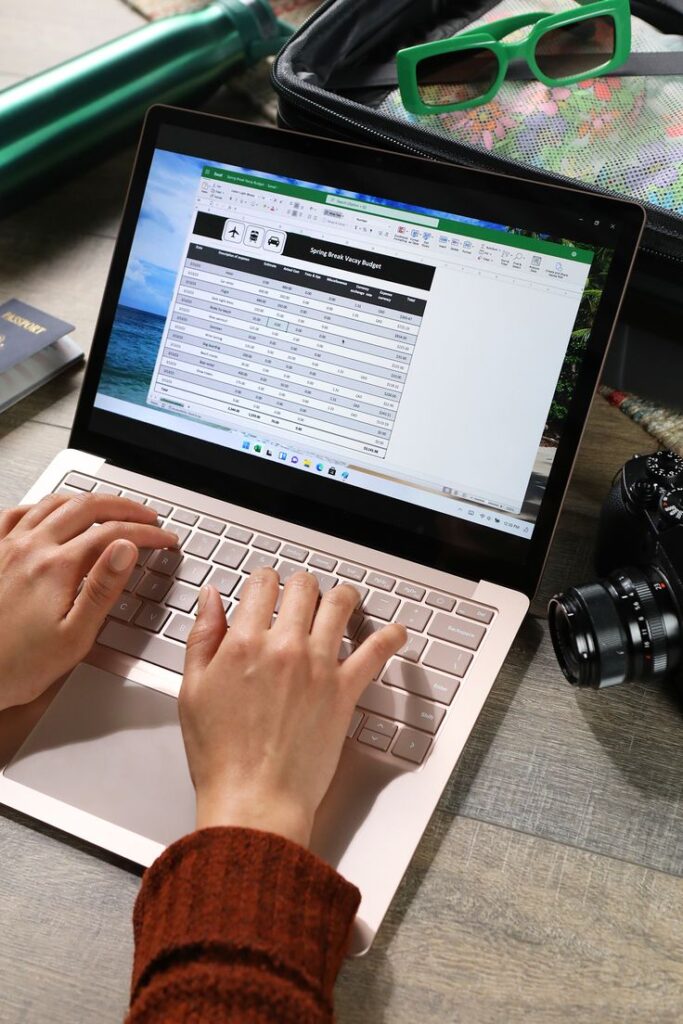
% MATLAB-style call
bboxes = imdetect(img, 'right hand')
[179,568,406,848]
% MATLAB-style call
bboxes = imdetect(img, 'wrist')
[195,791,314,848]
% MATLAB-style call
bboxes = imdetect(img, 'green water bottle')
[0,0,291,213]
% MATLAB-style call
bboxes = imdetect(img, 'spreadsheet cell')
[148,248,427,456]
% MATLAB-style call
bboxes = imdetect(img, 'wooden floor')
[0,3,682,1021]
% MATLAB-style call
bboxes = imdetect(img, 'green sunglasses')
[396,0,632,114]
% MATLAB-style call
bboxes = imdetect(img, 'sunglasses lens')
[415,47,498,107]
[535,15,615,79]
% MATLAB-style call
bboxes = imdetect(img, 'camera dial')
[661,488,683,525]
[645,450,683,483]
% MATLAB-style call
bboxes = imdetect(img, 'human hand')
[0,492,178,712]
[180,569,407,848]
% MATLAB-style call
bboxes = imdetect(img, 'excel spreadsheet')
[147,243,426,458]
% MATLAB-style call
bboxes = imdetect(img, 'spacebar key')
[357,681,445,735]
[99,621,185,674]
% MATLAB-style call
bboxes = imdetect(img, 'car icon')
[267,235,279,246]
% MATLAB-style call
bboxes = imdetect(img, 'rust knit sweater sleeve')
[126,827,360,1024]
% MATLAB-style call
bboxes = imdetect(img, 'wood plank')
[1,808,680,1024]
[336,814,683,1024]
[443,614,683,877]
[0,422,70,506]
[0,0,143,77]
[0,806,137,1024]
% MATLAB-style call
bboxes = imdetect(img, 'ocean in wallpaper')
[98,305,165,407]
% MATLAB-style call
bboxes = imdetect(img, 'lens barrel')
[548,566,681,687]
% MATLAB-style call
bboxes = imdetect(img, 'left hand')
[0,491,178,711]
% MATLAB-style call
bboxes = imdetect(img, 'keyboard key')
[347,709,363,739]
[423,642,473,677]
[176,557,211,587]
[174,525,191,546]
[397,633,427,663]
[172,508,198,526]
[214,541,247,570]
[136,573,172,602]
[344,611,363,640]
[243,551,278,574]
[64,473,95,491]
[147,548,183,576]
[308,553,337,571]
[338,639,354,661]
[277,561,304,584]
[338,563,366,582]
[226,525,252,544]
[94,482,121,496]
[99,621,185,673]
[345,583,368,608]
[199,517,224,535]
[109,595,142,623]
[358,728,391,752]
[185,532,219,560]
[356,617,385,643]
[121,490,146,504]
[281,543,308,562]
[396,581,426,602]
[253,535,280,553]
[457,601,494,625]
[364,715,397,738]
[397,602,432,633]
[147,498,173,518]
[364,591,400,621]
[392,728,432,765]
[206,567,240,596]
[383,661,459,705]
[357,682,445,735]
[366,572,396,592]
[427,613,486,651]
[165,614,195,644]
[312,571,336,594]
[136,547,152,568]
[425,591,456,612]
[166,582,199,613]
[123,565,144,593]
[134,602,171,633]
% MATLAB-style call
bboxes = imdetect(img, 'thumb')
[66,539,138,642]
[184,585,225,679]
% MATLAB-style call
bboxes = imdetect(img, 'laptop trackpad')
[4,664,195,846]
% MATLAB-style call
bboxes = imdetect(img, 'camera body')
[548,450,683,688]
[595,450,683,589]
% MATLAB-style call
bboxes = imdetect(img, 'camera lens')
[548,566,681,687]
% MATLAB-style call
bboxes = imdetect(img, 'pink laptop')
[0,108,644,953]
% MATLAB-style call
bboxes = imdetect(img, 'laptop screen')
[74,110,642,595]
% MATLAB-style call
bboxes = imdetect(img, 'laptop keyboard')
[58,473,496,768]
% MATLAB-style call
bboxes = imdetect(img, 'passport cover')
[0,298,75,374]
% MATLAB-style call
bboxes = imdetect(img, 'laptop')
[0,107,644,954]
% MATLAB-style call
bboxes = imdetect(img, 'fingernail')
[197,585,210,611]
[165,531,180,546]
[109,540,136,572]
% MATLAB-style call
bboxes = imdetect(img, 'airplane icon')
[222,220,244,244]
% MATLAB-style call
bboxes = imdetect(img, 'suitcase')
[272,0,683,406]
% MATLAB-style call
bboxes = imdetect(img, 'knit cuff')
[131,827,360,1004]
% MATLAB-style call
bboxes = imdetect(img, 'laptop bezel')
[70,105,645,599]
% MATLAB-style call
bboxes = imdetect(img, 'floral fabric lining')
[379,0,683,215]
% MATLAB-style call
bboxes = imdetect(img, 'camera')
[548,450,683,688]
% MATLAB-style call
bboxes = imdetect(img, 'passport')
[0,298,75,374]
